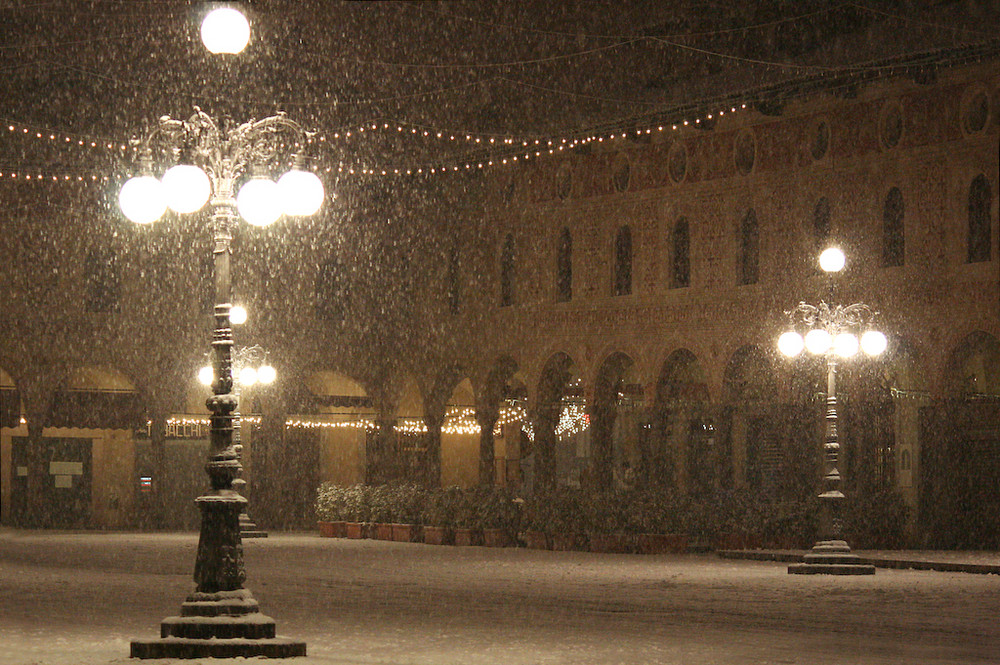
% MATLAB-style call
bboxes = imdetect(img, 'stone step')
[160,613,277,640]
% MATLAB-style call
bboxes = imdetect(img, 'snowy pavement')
[1,530,999,665]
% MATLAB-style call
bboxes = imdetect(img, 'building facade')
[1,53,998,547]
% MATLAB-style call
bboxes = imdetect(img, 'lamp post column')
[818,355,843,543]
[193,187,248,593]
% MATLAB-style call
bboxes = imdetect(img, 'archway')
[590,352,643,491]
[651,349,709,492]
[533,353,582,493]
[720,346,777,497]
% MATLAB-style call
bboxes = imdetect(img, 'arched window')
[613,225,632,296]
[447,243,460,314]
[500,233,515,307]
[739,209,759,285]
[882,187,905,267]
[968,174,992,264]
[812,197,830,249]
[556,227,572,302]
[672,219,690,289]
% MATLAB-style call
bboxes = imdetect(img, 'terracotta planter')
[391,523,421,543]
[636,533,689,554]
[712,532,763,551]
[375,523,394,540]
[453,527,483,546]
[522,530,549,550]
[318,521,347,538]
[588,532,632,554]
[549,532,580,551]
[345,522,368,539]
[482,528,511,548]
[423,525,453,546]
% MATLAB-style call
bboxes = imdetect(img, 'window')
[84,248,120,313]
[315,257,348,321]
[500,233,514,307]
[613,225,632,296]
[739,209,759,285]
[968,174,993,263]
[556,227,572,302]
[882,187,905,267]
[447,244,460,314]
[812,197,830,249]
[671,219,690,288]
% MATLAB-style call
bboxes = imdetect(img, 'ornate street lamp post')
[778,248,887,576]
[123,108,321,658]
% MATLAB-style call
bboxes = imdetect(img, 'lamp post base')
[788,540,876,575]
[129,589,306,659]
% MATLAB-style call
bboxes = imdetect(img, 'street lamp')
[126,108,317,658]
[779,247,885,576]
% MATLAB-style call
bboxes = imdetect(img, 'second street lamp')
[126,108,318,658]
[779,247,886,576]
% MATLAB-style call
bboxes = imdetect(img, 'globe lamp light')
[277,169,325,216]
[257,365,276,384]
[778,331,804,357]
[201,7,251,54]
[861,330,888,356]
[198,366,214,386]
[819,247,846,273]
[237,177,282,226]
[804,328,833,355]
[834,332,859,358]
[119,175,166,224]
[162,164,212,214]
[239,366,258,386]
[229,305,247,325]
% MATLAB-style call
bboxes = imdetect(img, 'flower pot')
[549,532,579,551]
[588,532,632,554]
[345,522,368,539]
[375,523,394,540]
[712,532,763,551]
[423,525,453,545]
[636,533,689,554]
[391,523,421,543]
[453,527,483,546]
[317,521,336,538]
[522,530,549,550]
[482,528,511,548]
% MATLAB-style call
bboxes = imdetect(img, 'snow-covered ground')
[1,529,998,664]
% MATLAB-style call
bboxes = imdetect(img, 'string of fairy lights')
[153,401,593,440]
[0,100,752,183]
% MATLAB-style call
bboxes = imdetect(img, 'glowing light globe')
[201,7,251,54]
[861,330,888,356]
[778,331,804,357]
[804,328,832,355]
[119,175,166,224]
[198,366,214,386]
[277,169,325,216]
[162,164,211,213]
[819,247,846,273]
[229,305,247,325]
[237,177,282,226]
[239,366,258,386]
[834,332,859,358]
[257,365,276,384]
